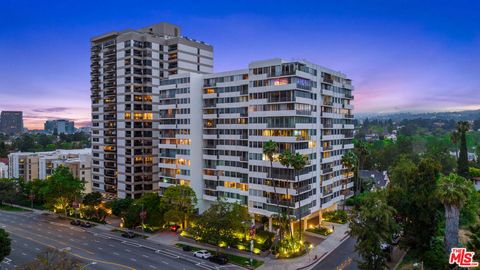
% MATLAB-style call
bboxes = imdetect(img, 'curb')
[296,234,351,270]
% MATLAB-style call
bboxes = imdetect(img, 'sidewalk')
[258,222,350,270]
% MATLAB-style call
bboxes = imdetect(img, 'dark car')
[209,255,229,265]
[121,231,136,238]
[80,222,92,228]
[70,220,81,226]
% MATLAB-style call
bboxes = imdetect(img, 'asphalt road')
[0,210,242,270]
[313,237,359,270]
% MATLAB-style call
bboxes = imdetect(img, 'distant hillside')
[357,110,480,121]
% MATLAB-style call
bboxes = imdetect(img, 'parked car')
[209,255,229,265]
[121,231,136,238]
[70,220,81,226]
[182,245,193,252]
[193,250,212,259]
[80,221,92,228]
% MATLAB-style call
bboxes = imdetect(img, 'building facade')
[199,59,354,225]
[90,22,354,228]
[0,111,23,135]
[8,149,92,193]
[91,22,213,199]
[0,162,8,178]
[44,119,75,134]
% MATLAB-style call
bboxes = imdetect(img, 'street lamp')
[80,261,97,269]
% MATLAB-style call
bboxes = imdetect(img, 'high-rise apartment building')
[179,59,354,225]
[0,111,23,135]
[90,22,213,198]
[90,22,354,228]
[44,119,75,134]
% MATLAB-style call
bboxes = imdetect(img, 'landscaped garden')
[322,210,348,224]
[306,225,333,236]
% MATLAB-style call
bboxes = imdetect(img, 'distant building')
[44,119,75,134]
[77,126,91,134]
[359,170,390,190]
[8,149,92,193]
[0,111,23,135]
[365,133,379,141]
[0,162,8,178]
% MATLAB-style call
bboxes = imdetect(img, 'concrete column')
[319,211,323,226]
[290,221,295,235]
[268,217,273,232]
[303,217,308,231]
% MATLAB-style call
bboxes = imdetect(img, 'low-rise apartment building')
[8,149,92,193]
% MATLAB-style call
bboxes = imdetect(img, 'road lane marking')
[149,265,156,269]
[113,252,120,256]
[125,249,131,252]
[162,261,169,265]
[3,225,94,255]
[98,247,103,250]
[142,254,149,258]
[130,258,137,262]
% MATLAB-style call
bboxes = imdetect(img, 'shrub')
[254,229,274,251]
[306,226,332,236]
[323,210,348,224]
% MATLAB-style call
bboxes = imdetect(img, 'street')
[313,237,359,270]
[0,210,242,270]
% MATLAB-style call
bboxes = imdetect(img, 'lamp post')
[249,221,255,268]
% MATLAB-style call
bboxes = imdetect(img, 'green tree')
[0,228,11,262]
[262,140,281,231]
[341,151,357,209]
[387,157,441,252]
[160,185,197,229]
[457,121,470,177]
[354,140,370,171]
[82,192,102,206]
[437,173,471,253]
[136,192,163,228]
[191,199,250,252]
[279,150,294,238]
[289,152,309,239]
[107,198,133,217]
[475,144,480,167]
[450,130,460,159]
[0,178,16,205]
[349,192,398,270]
[42,166,84,215]
[467,224,480,260]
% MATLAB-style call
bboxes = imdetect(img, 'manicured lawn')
[0,204,31,212]
[176,243,264,268]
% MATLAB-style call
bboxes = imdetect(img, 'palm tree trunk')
[286,181,293,239]
[271,160,282,240]
[297,173,302,240]
[444,204,460,253]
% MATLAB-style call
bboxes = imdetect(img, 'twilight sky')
[1,0,479,129]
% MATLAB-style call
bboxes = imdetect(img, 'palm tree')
[279,150,294,238]
[341,151,357,210]
[262,140,280,232]
[457,121,470,178]
[437,173,471,253]
[291,152,309,239]
[354,141,368,193]
[450,130,460,159]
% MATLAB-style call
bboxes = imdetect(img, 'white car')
[193,250,212,259]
